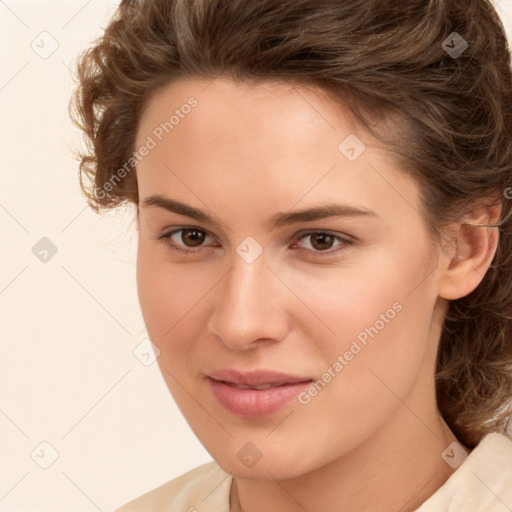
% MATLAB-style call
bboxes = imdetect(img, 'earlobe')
[438,202,502,300]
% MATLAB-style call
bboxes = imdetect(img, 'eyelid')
[294,228,354,243]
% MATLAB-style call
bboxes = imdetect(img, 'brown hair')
[70,0,512,448]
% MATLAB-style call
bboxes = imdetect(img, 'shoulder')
[114,460,232,512]
[415,432,512,511]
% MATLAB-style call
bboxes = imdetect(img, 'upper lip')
[208,369,313,386]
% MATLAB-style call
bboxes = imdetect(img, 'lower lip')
[207,377,312,417]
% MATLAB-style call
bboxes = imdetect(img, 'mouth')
[206,369,314,417]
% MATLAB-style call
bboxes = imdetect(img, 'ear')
[437,201,502,300]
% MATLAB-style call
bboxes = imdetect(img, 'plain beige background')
[1,1,511,511]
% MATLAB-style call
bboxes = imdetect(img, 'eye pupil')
[311,233,334,250]
[182,229,205,247]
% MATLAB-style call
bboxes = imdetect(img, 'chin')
[209,443,320,481]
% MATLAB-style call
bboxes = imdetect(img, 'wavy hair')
[70,0,512,448]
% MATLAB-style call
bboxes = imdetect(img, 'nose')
[206,249,291,351]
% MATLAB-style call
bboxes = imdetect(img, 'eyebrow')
[141,194,379,229]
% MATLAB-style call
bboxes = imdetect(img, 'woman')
[71,0,512,510]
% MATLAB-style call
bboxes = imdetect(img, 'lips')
[206,369,314,417]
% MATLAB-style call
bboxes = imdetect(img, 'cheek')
[281,253,438,454]
[136,241,217,357]
[136,244,180,337]
[288,246,437,385]
[282,252,422,343]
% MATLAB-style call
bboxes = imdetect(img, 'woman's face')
[134,77,449,479]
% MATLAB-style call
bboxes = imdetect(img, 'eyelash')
[154,227,354,258]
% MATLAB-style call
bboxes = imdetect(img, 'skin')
[133,77,501,512]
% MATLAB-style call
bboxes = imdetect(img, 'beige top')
[115,432,512,512]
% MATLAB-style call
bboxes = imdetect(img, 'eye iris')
[182,229,205,247]
[310,233,334,251]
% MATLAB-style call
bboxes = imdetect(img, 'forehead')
[135,76,422,227]
[136,76,361,147]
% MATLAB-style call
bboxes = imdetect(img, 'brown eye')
[181,229,206,247]
[294,230,353,258]
[157,227,214,254]
[309,233,336,251]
